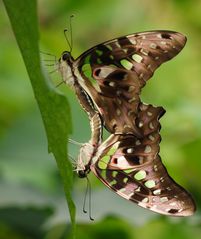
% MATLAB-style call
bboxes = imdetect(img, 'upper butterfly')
[58,30,186,137]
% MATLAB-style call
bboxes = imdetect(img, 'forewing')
[91,103,195,216]
[76,31,186,135]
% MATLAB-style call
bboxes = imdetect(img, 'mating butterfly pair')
[58,30,195,216]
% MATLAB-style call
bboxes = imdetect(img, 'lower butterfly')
[76,103,195,216]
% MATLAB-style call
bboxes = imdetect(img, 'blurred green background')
[0,0,201,238]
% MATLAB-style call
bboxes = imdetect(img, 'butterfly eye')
[78,170,86,178]
[62,51,70,61]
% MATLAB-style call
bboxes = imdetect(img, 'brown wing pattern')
[76,31,186,136]
[91,103,195,216]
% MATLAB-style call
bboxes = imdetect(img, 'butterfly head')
[58,51,75,86]
[60,51,74,63]
[77,169,90,178]
[76,142,96,178]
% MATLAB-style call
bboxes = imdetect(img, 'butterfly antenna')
[69,14,74,53]
[56,80,65,88]
[68,153,76,162]
[40,51,57,61]
[68,138,83,146]
[64,15,74,53]
[48,68,58,74]
[64,29,72,52]
[83,177,89,214]
[87,176,94,221]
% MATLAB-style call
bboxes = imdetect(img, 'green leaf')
[0,206,53,238]
[3,0,76,235]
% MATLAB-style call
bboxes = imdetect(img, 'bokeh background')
[0,0,201,238]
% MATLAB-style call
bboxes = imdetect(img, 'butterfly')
[76,103,196,216]
[58,30,187,137]
[57,30,196,216]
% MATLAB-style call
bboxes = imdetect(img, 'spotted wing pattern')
[76,31,186,136]
[91,103,195,216]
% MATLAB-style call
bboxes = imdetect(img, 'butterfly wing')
[75,31,186,136]
[90,103,195,216]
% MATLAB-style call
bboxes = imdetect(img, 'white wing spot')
[135,187,141,192]
[139,73,144,79]
[135,140,141,145]
[147,64,152,70]
[97,67,114,78]
[138,121,144,128]
[140,48,148,56]
[128,192,135,198]
[153,189,161,195]
[160,177,165,182]
[132,54,143,63]
[160,41,167,45]
[160,197,169,203]
[140,104,149,111]
[128,110,135,116]
[116,109,121,116]
[127,148,134,154]
[153,164,158,171]
[128,85,135,92]
[129,38,137,45]
[128,97,136,103]
[149,122,154,129]
[150,43,157,49]
[115,41,121,48]
[139,156,144,164]
[157,34,162,38]
[109,81,115,87]
[124,124,132,129]
[148,134,155,141]
[147,111,153,116]
[110,119,117,126]
[105,44,113,51]
[126,148,134,154]
[144,145,152,153]
[141,197,149,203]
[116,155,127,165]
